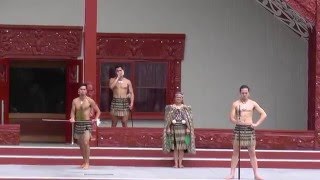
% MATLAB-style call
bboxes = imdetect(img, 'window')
[135,62,167,112]
[99,61,167,119]
[96,33,185,120]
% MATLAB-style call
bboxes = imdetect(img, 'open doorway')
[9,61,67,142]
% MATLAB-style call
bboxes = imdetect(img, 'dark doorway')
[9,61,67,142]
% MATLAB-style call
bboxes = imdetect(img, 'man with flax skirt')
[226,85,267,180]
[109,65,134,127]
[69,83,101,169]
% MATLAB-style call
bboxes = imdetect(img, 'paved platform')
[0,165,319,180]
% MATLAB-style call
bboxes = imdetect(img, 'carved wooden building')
[0,0,319,152]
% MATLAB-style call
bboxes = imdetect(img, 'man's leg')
[178,150,185,168]
[111,114,118,127]
[82,130,91,169]
[78,135,87,168]
[248,146,263,180]
[225,143,240,179]
[121,114,129,127]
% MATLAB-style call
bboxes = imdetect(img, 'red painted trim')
[308,29,316,130]
[285,0,316,25]
[0,124,20,145]
[84,0,97,100]
[0,24,82,30]
[97,33,186,39]
[2,56,75,60]
[0,59,9,124]
[313,0,320,149]
[97,127,315,149]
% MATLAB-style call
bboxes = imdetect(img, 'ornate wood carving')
[0,125,20,145]
[96,33,185,60]
[68,65,79,83]
[0,25,82,58]
[97,128,315,149]
[285,0,316,24]
[167,60,181,104]
[97,127,162,147]
[256,0,313,39]
[0,63,6,83]
[195,129,233,149]
[314,0,320,149]
[256,130,315,149]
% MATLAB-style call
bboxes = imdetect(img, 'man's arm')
[109,77,119,90]
[229,102,237,124]
[69,100,76,122]
[252,101,267,127]
[128,80,134,110]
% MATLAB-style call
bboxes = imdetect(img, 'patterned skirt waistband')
[74,121,92,124]
[234,124,254,131]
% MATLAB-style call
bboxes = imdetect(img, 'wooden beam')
[84,0,97,100]
[314,0,320,149]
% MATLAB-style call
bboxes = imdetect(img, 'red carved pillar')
[314,0,320,149]
[84,0,97,99]
[308,29,316,130]
[168,60,181,104]
[84,0,98,146]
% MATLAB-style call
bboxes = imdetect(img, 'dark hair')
[115,65,123,71]
[79,83,87,89]
[239,85,250,92]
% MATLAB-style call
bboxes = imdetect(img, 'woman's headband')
[175,92,184,97]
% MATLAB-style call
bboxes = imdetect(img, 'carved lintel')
[97,33,185,60]
[0,25,82,58]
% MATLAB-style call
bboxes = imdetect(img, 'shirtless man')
[226,85,267,180]
[69,83,101,169]
[86,82,100,126]
[86,82,95,98]
[109,65,134,127]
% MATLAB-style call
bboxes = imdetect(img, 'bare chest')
[237,103,254,113]
[115,80,128,89]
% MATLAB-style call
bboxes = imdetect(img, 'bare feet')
[82,163,89,169]
[80,163,85,168]
[225,174,234,180]
[254,175,264,180]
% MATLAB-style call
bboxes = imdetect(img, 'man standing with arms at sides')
[226,85,267,180]
[69,83,101,169]
[109,65,134,127]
